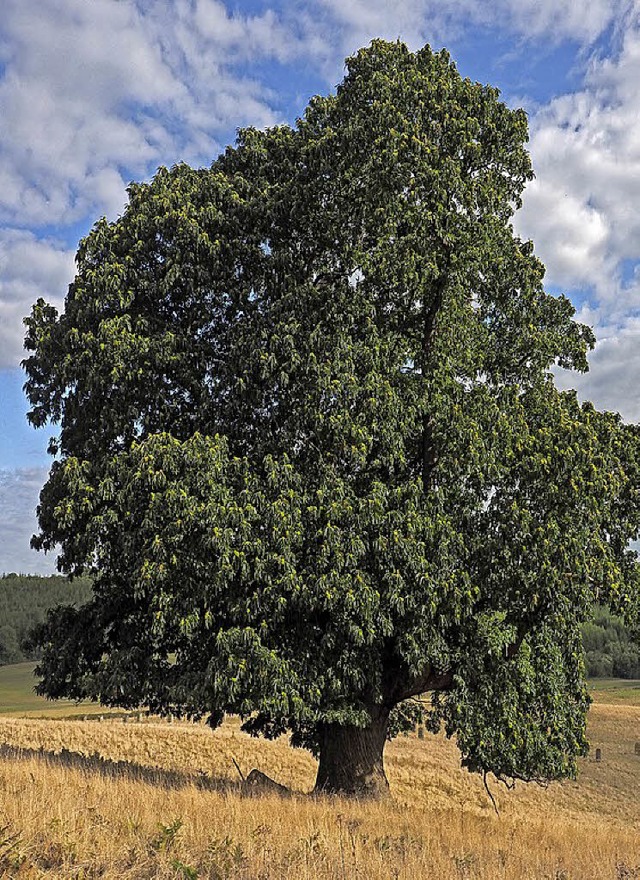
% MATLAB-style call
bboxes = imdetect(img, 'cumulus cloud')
[517,6,640,318]
[312,0,625,60]
[499,0,623,44]
[554,317,640,422]
[0,467,56,575]
[0,229,75,369]
[0,0,321,230]
[0,1,169,226]
[1,0,639,393]
[0,0,325,371]
[190,0,315,62]
[519,179,611,292]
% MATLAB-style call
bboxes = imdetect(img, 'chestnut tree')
[24,41,640,798]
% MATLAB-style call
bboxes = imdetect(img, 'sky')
[1,0,640,574]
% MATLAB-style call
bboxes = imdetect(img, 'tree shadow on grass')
[0,742,242,794]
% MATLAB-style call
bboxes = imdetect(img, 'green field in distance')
[0,662,108,718]
[1,661,639,717]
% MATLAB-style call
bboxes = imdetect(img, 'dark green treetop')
[24,40,640,796]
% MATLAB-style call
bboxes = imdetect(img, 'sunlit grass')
[0,690,639,878]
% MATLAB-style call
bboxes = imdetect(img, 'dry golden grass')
[0,700,639,878]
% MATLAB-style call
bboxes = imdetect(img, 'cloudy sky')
[1,0,639,574]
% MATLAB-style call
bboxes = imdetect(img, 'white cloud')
[1,0,639,415]
[0,229,75,369]
[87,168,129,222]
[192,0,307,62]
[0,467,56,575]
[312,0,624,60]
[0,0,319,229]
[500,0,621,44]
[554,317,640,421]
[519,179,611,291]
[517,6,640,323]
[0,1,173,226]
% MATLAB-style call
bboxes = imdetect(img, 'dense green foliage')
[583,607,640,679]
[0,575,92,665]
[23,40,640,795]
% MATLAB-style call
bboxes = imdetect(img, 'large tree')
[24,41,640,798]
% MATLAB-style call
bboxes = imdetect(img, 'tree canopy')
[24,40,640,797]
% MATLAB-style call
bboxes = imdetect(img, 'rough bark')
[392,665,454,702]
[314,708,391,799]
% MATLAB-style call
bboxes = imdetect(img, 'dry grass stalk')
[0,701,638,878]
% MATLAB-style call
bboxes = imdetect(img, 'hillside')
[0,574,92,665]
[0,689,638,878]
[3,572,639,682]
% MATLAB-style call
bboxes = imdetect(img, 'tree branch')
[391,665,454,703]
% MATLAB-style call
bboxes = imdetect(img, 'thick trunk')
[314,708,390,799]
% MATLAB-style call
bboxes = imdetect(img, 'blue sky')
[1,0,640,574]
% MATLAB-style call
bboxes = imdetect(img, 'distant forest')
[0,574,638,677]
[582,606,640,679]
[0,573,92,664]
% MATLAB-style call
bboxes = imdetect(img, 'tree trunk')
[314,708,390,799]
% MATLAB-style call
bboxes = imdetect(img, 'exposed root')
[242,768,291,797]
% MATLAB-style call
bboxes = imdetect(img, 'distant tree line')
[582,606,640,679]
[0,574,92,664]
[0,574,638,679]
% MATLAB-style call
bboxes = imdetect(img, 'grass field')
[0,662,109,718]
[0,667,639,878]
[588,678,640,704]
[5,660,638,716]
